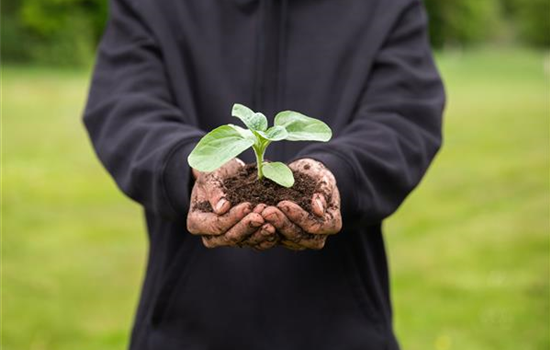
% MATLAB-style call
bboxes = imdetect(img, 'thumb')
[205,178,231,215]
[311,193,326,218]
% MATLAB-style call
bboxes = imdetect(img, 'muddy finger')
[279,239,306,251]
[277,200,327,234]
[295,235,327,250]
[311,193,327,218]
[187,202,252,235]
[224,213,264,245]
[262,206,304,242]
[318,207,343,235]
[253,203,267,214]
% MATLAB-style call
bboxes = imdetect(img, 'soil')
[196,164,316,212]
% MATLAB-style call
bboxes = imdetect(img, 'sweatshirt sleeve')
[83,0,204,219]
[296,1,445,227]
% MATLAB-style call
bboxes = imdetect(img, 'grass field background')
[3,48,549,350]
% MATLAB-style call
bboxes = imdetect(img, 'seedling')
[188,103,332,188]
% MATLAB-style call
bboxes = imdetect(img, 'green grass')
[387,48,549,350]
[2,48,549,350]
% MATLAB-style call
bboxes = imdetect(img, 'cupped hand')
[262,158,342,250]
[187,159,277,249]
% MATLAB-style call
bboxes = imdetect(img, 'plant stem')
[254,146,264,180]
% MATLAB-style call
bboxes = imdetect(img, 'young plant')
[188,103,332,188]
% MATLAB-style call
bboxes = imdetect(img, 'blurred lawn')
[3,48,549,350]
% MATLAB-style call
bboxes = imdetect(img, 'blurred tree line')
[424,0,549,48]
[1,0,549,66]
[1,0,107,66]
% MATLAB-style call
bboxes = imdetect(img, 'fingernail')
[253,204,266,214]
[250,220,263,228]
[315,197,325,213]
[215,199,227,212]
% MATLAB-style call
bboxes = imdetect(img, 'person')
[83,0,445,348]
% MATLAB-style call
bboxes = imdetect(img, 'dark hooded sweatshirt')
[84,0,445,349]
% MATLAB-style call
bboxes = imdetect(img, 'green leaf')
[257,125,288,141]
[262,162,295,188]
[232,103,268,131]
[229,124,256,142]
[188,125,255,172]
[274,111,332,142]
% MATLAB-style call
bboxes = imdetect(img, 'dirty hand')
[262,158,342,250]
[187,158,277,250]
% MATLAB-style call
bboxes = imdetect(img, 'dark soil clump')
[224,164,316,212]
